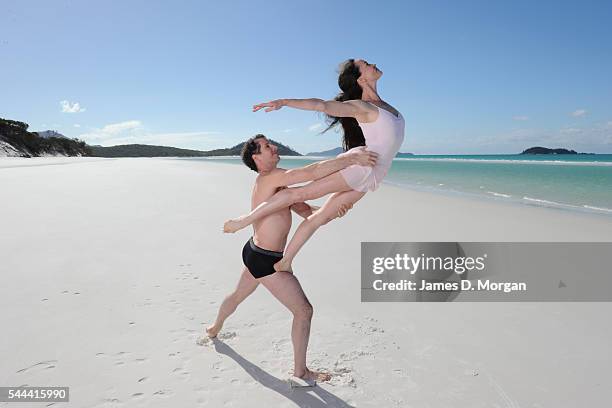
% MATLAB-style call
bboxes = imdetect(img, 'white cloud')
[308,123,323,132]
[570,109,587,118]
[560,127,582,134]
[282,128,294,133]
[100,120,142,135]
[60,100,86,113]
[73,124,81,128]
[512,115,529,121]
[78,120,222,149]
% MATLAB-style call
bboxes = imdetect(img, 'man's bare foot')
[223,217,248,233]
[206,324,221,338]
[274,258,293,273]
[295,368,332,383]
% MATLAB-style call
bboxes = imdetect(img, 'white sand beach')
[1,157,611,407]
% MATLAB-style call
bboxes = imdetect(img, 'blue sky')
[1,0,611,154]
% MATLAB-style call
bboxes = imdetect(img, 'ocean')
[182,154,612,216]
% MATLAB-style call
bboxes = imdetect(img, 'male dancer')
[206,134,377,385]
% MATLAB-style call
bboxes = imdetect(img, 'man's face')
[253,137,280,170]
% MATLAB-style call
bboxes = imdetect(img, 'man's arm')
[269,148,378,188]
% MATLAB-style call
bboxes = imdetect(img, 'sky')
[1,0,611,154]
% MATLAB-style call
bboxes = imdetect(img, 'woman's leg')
[274,190,367,272]
[224,171,351,233]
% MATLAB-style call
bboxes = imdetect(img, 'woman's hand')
[253,99,285,112]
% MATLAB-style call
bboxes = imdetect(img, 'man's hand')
[253,99,285,112]
[337,203,353,218]
[350,146,378,167]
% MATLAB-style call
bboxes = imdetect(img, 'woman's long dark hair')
[322,59,365,151]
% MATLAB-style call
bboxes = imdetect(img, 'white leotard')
[339,103,405,192]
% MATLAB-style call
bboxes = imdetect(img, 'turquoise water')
[181,154,612,216]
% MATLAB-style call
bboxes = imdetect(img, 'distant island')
[306,146,413,157]
[1,117,301,158]
[520,146,594,155]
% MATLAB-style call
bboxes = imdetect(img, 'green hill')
[90,140,301,157]
[0,118,91,157]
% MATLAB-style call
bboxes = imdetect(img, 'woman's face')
[355,59,382,82]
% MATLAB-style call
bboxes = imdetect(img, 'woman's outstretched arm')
[253,98,371,119]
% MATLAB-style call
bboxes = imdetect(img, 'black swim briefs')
[242,237,283,279]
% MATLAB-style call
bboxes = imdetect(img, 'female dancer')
[224,59,405,272]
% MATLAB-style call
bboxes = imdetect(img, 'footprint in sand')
[137,377,148,383]
[271,338,290,353]
[152,389,174,398]
[196,336,212,346]
[313,327,383,389]
[196,331,236,346]
[328,364,356,388]
[16,360,58,374]
[99,397,122,406]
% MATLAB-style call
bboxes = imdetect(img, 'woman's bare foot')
[295,368,332,382]
[223,217,249,233]
[206,324,221,338]
[274,258,293,273]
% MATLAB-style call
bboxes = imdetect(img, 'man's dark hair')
[241,134,266,172]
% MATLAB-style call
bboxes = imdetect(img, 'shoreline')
[172,156,612,219]
[383,179,612,219]
[3,155,612,218]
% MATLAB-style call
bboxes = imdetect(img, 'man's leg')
[259,271,330,382]
[207,268,259,337]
